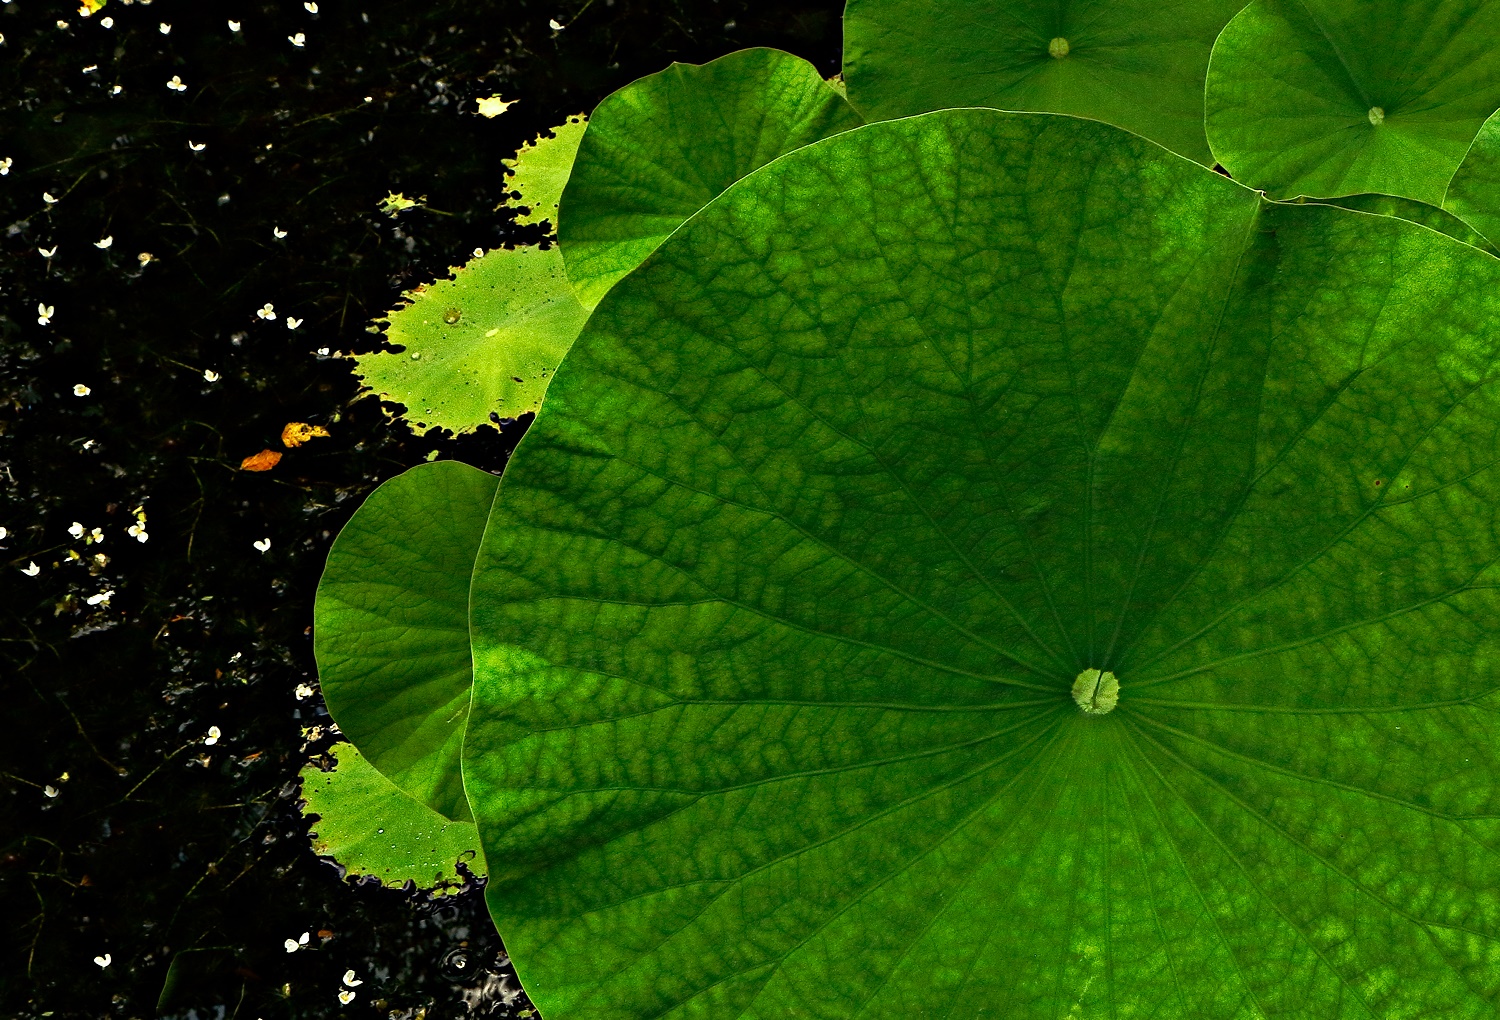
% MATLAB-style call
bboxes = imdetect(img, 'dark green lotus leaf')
[557,46,862,309]
[1206,0,1500,203]
[301,743,486,893]
[1444,107,1500,247]
[463,109,1500,1017]
[841,0,1246,165]
[315,460,499,821]
[357,244,588,434]
[1307,193,1499,255]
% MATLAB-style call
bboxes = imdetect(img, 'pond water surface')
[0,2,841,1016]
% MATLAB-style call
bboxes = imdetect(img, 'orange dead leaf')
[239,449,283,472]
[281,422,331,448]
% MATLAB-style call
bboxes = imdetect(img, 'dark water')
[0,2,841,1016]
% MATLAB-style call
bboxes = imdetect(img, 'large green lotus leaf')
[841,0,1246,165]
[301,743,485,894]
[1310,193,1500,255]
[1444,107,1500,246]
[356,244,588,434]
[1206,0,1500,203]
[315,460,499,822]
[463,109,1500,1018]
[557,47,862,310]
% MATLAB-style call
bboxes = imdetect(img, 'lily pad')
[1206,0,1500,202]
[841,0,1246,164]
[314,460,498,821]
[557,46,862,309]
[505,114,589,230]
[463,109,1500,1018]
[356,244,588,434]
[302,743,485,893]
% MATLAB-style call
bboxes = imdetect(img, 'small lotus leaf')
[356,244,587,434]
[1444,107,1500,247]
[506,114,589,230]
[302,743,485,893]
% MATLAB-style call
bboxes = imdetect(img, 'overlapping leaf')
[355,245,587,435]
[841,0,1246,164]
[463,109,1500,1018]
[1444,107,1500,247]
[314,460,498,821]
[1308,193,1498,255]
[505,114,589,230]
[1206,0,1500,202]
[302,743,485,893]
[558,47,862,309]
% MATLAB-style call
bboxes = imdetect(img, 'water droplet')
[443,307,462,324]
[410,351,422,360]
[1049,37,1070,59]
[1368,106,1385,126]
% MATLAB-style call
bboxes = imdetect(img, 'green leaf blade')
[1312,193,1499,255]
[301,743,486,893]
[1206,0,1500,202]
[557,46,862,309]
[506,114,590,230]
[841,0,1247,164]
[463,109,1500,1017]
[1444,108,1500,247]
[315,460,499,821]
[357,244,588,434]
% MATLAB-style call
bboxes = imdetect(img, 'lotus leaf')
[557,47,862,310]
[841,0,1246,164]
[1206,0,1500,203]
[506,114,590,230]
[314,460,498,820]
[301,743,485,892]
[460,109,1500,1019]
[356,244,587,434]
[1444,107,1500,248]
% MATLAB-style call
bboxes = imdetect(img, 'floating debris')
[239,449,283,472]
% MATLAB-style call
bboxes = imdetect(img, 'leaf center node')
[1367,106,1385,126]
[1071,669,1119,715]
[1048,37,1070,59]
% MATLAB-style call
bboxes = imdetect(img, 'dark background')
[0,1,841,1016]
